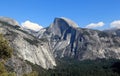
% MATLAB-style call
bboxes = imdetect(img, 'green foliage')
[0,62,16,76]
[0,34,13,60]
[8,72,16,76]
[0,34,16,76]
[0,62,7,74]
[26,58,120,76]
[46,59,120,76]
[23,71,38,76]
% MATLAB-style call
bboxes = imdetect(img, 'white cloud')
[86,22,104,28]
[110,20,120,28]
[21,20,43,31]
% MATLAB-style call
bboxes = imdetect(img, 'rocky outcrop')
[5,56,32,76]
[0,16,19,26]
[0,18,56,71]
[41,17,120,60]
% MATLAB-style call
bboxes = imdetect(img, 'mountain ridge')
[42,17,120,60]
[0,16,120,76]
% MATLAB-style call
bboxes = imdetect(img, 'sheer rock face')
[0,17,56,72]
[42,17,120,60]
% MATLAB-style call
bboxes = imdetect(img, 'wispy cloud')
[85,22,104,28]
[21,20,43,31]
[110,20,120,28]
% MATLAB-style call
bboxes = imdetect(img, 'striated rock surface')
[40,17,120,60]
[0,17,56,71]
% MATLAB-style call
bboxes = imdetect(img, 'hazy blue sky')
[0,0,120,30]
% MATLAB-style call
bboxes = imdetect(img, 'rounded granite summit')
[48,17,79,37]
[60,17,79,28]
[0,16,19,26]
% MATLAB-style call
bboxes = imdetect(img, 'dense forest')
[29,58,120,76]
[48,58,120,76]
